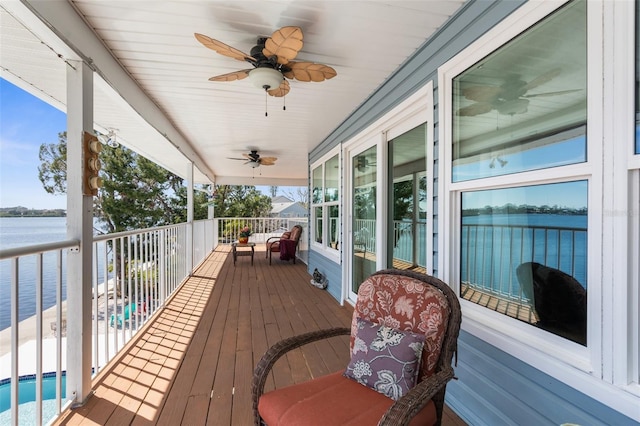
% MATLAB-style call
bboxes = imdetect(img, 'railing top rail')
[92,222,189,242]
[463,223,586,232]
[0,239,80,260]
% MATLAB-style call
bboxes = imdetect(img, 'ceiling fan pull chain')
[283,95,286,111]
[265,90,268,117]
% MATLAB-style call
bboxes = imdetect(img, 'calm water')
[0,217,106,331]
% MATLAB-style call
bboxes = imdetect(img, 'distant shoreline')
[0,207,66,217]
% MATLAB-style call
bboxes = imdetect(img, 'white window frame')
[310,148,341,263]
[612,0,640,396]
[342,82,434,304]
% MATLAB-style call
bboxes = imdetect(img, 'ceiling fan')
[228,150,277,168]
[194,26,337,97]
[457,68,580,117]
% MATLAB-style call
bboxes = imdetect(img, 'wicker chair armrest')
[252,327,351,425]
[378,366,455,426]
[266,236,283,244]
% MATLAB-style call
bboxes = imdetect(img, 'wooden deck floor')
[54,245,465,425]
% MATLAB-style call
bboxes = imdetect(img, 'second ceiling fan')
[195,26,337,97]
[228,150,277,168]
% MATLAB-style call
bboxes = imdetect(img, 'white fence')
[0,218,216,426]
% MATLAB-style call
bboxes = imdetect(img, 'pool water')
[0,374,67,425]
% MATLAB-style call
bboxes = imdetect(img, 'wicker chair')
[265,225,303,265]
[252,269,461,426]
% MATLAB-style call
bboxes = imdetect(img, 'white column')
[186,163,194,273]
[65,60,94,406]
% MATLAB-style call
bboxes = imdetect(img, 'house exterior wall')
[308,0,639,424]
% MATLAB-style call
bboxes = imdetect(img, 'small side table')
[232,242,255,266]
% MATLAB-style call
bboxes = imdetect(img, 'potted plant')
[239,226,252,244]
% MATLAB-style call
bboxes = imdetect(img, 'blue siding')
[447,331,639,426]
[307,250,342,302]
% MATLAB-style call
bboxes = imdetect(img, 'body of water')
[0,217,107,331]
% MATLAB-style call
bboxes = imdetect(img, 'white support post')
[208,184,214,220]
[65,60,94,407]
[186,163,194,273]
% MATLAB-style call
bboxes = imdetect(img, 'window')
[438,0,640,415]
[311,152,340,258]
[461,182,588,345]
[449,0,588,346]
[452,1,587,183]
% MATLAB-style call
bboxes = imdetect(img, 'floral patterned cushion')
[350,273,450,379]
[344,318,425,400]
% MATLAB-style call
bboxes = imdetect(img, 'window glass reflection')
[452,0,587,181]
[460,181,588,345]
[329,205,339,250]
[312,167,322,204]
[325,154,339,202]
[388,124,427,271]
[314,206,323,244]
[352,146,377,292]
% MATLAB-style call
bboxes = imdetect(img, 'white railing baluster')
[92,246,99,374]
[11,257,19,426]
[36,253,43,426]
[55,250,63,416]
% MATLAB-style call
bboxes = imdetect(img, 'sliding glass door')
[387,124,427,271]
[351,146,377,293]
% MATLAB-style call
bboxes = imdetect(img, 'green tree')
[213,185,272,217]
[38,131,194,232]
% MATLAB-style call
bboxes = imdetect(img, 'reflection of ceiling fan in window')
[457,68,580,117]
[355,156,376,172]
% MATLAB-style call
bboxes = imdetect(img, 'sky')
[1,78,67,210]
[0,78,303,210]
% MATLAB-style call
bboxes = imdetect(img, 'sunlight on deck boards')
[54,245,465,425]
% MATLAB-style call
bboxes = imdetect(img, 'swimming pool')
[0,373,67,425]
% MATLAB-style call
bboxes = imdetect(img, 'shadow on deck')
[54,245,465,425]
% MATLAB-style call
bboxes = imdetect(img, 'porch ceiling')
[1,1,465,186]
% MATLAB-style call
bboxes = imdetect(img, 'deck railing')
[460,223,587,305]
[215,217,307,244]
[0,218,216,426]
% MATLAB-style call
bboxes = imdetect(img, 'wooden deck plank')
[54,246,466,426]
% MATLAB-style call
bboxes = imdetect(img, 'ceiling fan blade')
[457,102,494,117]
[227,157,247,160]
[209,70,251,82]
[523,89,582,98]
[194,33,256,62]
[283,62,337,82]
[524,68,561,91]
[263,26,303,65]
[259,157,277,165]
[267,79,290,97]
[462,85,502,102]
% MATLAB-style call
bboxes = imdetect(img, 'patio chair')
[265,225,303,265]
[110,302,140,327]
[252,268,461,426]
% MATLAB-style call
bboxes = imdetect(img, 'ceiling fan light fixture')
[248,67,283,91]
[247,161,260,168]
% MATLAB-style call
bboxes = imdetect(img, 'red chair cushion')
[258,371,436,426]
